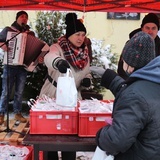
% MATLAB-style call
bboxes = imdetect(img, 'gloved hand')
[81,78,91,87]
[56,59,70,73]
[90,66,105,77]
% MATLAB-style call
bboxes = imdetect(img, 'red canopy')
[0,0,160,12]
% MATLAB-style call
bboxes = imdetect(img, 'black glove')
[81,78,91,87]
[101,69,118,89]
[56,59,70,73]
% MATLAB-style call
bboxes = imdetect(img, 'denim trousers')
[0,65,27,114]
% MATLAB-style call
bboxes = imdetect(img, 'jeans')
[0,65,27,114]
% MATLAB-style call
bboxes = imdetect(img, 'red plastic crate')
[78,100,113,137]
[78,112,112,137]
[30,109,78,134]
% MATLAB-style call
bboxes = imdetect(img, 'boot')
[15,113,27,123]
[0,114,4,125]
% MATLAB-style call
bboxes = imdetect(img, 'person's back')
[113,76,160,159]
[95,32,160,160]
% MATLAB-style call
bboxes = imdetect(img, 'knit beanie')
[65,13,86,39]
[122,31,155,69]
[141,13,159,29]
[129,28,141,39]
[16,11,28,20]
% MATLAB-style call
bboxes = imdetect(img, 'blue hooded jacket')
[131,56,160,83]
[97,56,160,160]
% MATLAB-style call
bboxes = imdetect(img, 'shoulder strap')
[47,74,57,87]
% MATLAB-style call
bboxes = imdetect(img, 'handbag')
[92,146,114,160]
[56,68,77,107]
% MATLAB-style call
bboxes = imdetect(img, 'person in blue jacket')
[92,31,160,160]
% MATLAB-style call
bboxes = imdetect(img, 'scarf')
[58,36,88,70]
[11,21,30,32]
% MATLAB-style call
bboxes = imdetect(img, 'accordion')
[3,31,49,72]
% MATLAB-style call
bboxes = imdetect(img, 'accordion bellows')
[3,31,49,72]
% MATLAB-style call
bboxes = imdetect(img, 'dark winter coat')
[0,21,34,42]
[96,56,160,160]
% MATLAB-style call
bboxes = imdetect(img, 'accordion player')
[3,31,49,72]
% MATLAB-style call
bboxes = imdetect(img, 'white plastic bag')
[56,68,77,107]
[92,146,114,160]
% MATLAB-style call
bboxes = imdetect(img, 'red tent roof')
[0,0,160,12]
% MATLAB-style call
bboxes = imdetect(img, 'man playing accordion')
[0,10,35,124]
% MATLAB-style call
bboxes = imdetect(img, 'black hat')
[65,13,86,39]
[141,13,159,29]
[122,31,155,69]
[16,11,28,20]
[129,28,141,39]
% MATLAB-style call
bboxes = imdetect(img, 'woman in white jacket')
[39,13,91,160]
